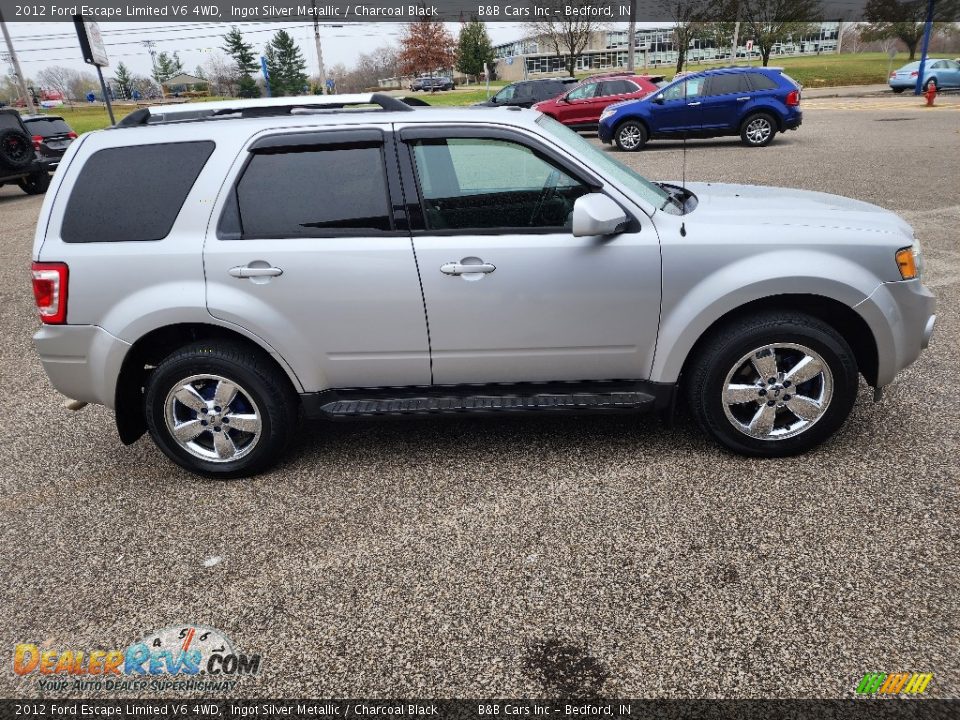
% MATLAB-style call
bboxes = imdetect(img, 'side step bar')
[316,391,655,419]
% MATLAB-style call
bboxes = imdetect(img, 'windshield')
[536,114,672,211]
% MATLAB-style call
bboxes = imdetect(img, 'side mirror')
[653,94,665,104]
[572,194,628,237]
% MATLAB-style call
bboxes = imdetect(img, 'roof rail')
[114,93,413,127]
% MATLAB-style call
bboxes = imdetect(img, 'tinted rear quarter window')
[61,141,215,243]
[748,73,780,91]
[0,113,22,131]
[236,145,391,238]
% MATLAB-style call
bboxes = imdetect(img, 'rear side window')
[62,141,214,243]
[25,118,71,136]
[235,145,391,238]
[706,74,751,95]
[601,80,638,95]
[748,73,780,91]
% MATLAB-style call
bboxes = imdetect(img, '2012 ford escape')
[31,94,936,478]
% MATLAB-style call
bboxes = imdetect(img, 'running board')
[317,391,655,419]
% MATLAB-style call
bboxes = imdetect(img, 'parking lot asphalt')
[1,94,958,699]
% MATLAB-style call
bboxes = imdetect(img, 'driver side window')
[409,137,590,231]
[566,82,599,101]
[661,77,705,101]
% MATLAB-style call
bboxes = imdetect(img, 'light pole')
[626,0,636,72]
[0,9,36,113]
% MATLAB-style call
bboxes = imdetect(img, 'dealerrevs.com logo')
[12,625,261,692]
[856,672,934,696]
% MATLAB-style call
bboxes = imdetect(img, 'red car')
[533,73,663,129]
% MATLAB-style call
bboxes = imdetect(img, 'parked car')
[31,93,935,478]
[0,108,51,195]
[599,66,803,151]
[475,78,578,108]
[889,59,960,93]
[21,114,77,172]
[410,76,455,91]
[533,74,663,129]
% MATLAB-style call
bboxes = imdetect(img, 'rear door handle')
[737,96,750,101]
[229,265,283,278]
[687,101,701,106]
[440,262,496,276]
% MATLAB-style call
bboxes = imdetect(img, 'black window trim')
[218,128,408,240]
[397,125,629,237]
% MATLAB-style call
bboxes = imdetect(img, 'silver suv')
[31,94,936,478]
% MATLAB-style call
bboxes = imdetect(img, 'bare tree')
[841,22,864,53]
[671,2,713,74]
[203,54,239,97]
[525,0,611,77]
[37,65,80,100]
[738,0,822,67]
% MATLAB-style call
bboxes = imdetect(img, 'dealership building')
[492,23,841,81]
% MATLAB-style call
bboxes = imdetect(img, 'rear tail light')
[66,131,77,139]
[890,71,897,78]
[31,134,43,150]
[911,71,919,78]
[785,90,800,106]
[31,262,68,324]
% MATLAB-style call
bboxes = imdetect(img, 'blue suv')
[598,67,803,151]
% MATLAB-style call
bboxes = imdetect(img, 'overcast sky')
[3,21,637,81]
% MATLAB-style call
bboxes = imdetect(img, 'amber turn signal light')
[895,247,917,280]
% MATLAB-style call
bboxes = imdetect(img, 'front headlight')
[896,239,922,280]
[599,108,616,122]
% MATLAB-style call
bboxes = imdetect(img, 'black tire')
[740,112,777,147]
[18,171,50,195]
[144,342,299,478]
[892,87,906,94]
[614,120,647,151]
[924,78,938,92]
[0,129,34,170]
[685,311,858,457]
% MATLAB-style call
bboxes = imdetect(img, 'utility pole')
[914,0,935,96]
[311,0,327,93]
[0,9,36,113]
[626,0,636,72]
[142,39,164,98]
[731,21,740,63]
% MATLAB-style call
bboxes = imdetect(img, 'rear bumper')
[33,324,130,408]
[783,112,802,130]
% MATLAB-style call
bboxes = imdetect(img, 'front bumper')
[33,324,130,409]
[855,279,936,387]
[598,120,615,143]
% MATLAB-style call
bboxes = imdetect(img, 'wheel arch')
[656,293,880,392]
[114,322,302,445]
[614,114,650,138]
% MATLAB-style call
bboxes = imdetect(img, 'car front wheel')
[740,113,777,147]
[686,311,859,457]
[614,121,647,151]
[144,342,299,478]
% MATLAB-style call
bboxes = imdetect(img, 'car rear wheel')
[892,87,906,94]
[614,121,647,151]
[686,311,858,457]
[145,342,299,478]
[18,171,50,195]
[740,113,777,147]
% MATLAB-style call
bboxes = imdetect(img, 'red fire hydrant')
[924,83,937,106]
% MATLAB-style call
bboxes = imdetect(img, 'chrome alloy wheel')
[618,124,644,150]
[163,374,262,462]
[745,117,773,144]
[721,343,834,441]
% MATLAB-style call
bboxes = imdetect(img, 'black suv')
[21,114,77,171]
[0,108,50,195]
[410,76,455,91]
[475,78,578,108]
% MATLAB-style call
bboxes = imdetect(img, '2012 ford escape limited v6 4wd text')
[31,94,936,478]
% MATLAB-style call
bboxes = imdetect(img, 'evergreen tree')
[265,30,308,96]
[113,61,133,99]
[455,18,495,81]
[222,26,259,75]
[152,52,179,84]
[237,75,260,98]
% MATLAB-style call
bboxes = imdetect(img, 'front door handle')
[440,262,496,276]
[687,101,701,106]
[737,96,750,102]
[229,265,283,278]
